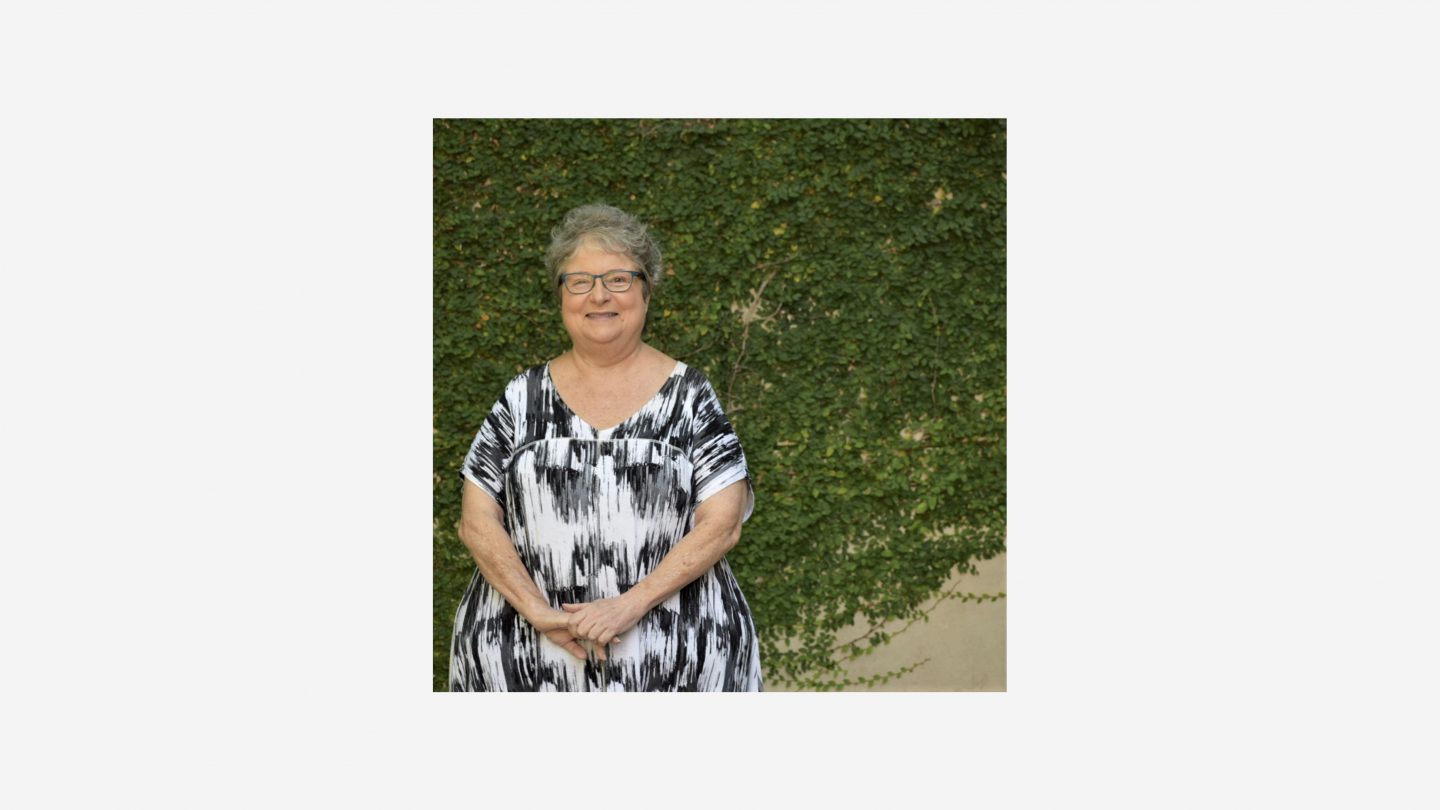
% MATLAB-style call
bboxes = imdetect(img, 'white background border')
[3,2,1437,807]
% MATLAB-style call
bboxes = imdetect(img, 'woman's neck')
[565,341,650,378]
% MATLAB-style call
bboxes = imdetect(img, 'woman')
[449,203,762,691]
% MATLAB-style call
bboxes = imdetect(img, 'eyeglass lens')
[565,272,635,293]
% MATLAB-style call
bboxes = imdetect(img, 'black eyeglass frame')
[558,270,647,295]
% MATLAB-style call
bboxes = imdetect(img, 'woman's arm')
[561,479,750,645]
[458,479,588,661]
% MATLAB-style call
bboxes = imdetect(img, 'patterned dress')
[449,360,763,691]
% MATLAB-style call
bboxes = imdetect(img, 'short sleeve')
[691,378,755,524]
[460,380,517,514]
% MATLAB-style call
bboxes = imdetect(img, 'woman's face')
[558,240,649,351]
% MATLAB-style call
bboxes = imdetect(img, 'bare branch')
[723,257,793,410]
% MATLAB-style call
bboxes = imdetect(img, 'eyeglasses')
[559,270,645,295]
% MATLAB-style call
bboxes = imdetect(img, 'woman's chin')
[573,324,632,344]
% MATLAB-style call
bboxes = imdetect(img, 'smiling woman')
[448,203,762,692]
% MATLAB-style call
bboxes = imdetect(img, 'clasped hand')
[529,595,644,663]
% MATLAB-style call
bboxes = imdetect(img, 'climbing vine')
[433,119,1006,691]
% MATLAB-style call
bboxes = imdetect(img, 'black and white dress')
[449,360,763,691]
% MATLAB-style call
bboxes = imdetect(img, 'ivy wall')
[433,119,1006,691]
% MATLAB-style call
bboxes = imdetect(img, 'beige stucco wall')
[765,552,1006,692]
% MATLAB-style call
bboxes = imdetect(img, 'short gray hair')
[544,204,663,297]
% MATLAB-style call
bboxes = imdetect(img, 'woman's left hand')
[561,595,646,646]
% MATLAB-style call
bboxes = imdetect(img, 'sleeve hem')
[695,468,754,524]
[460,468,504,508]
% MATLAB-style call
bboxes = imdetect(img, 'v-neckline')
[545,360,685,436]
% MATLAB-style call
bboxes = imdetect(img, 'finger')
[561,603,582,612]
[544,630,586,661]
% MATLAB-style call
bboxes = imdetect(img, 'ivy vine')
[434,118,1006,691]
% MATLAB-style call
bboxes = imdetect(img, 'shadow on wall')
[764,553,1007,692]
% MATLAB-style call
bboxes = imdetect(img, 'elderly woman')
[449,203,762,691]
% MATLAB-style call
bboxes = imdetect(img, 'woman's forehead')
[566,240,637,271]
